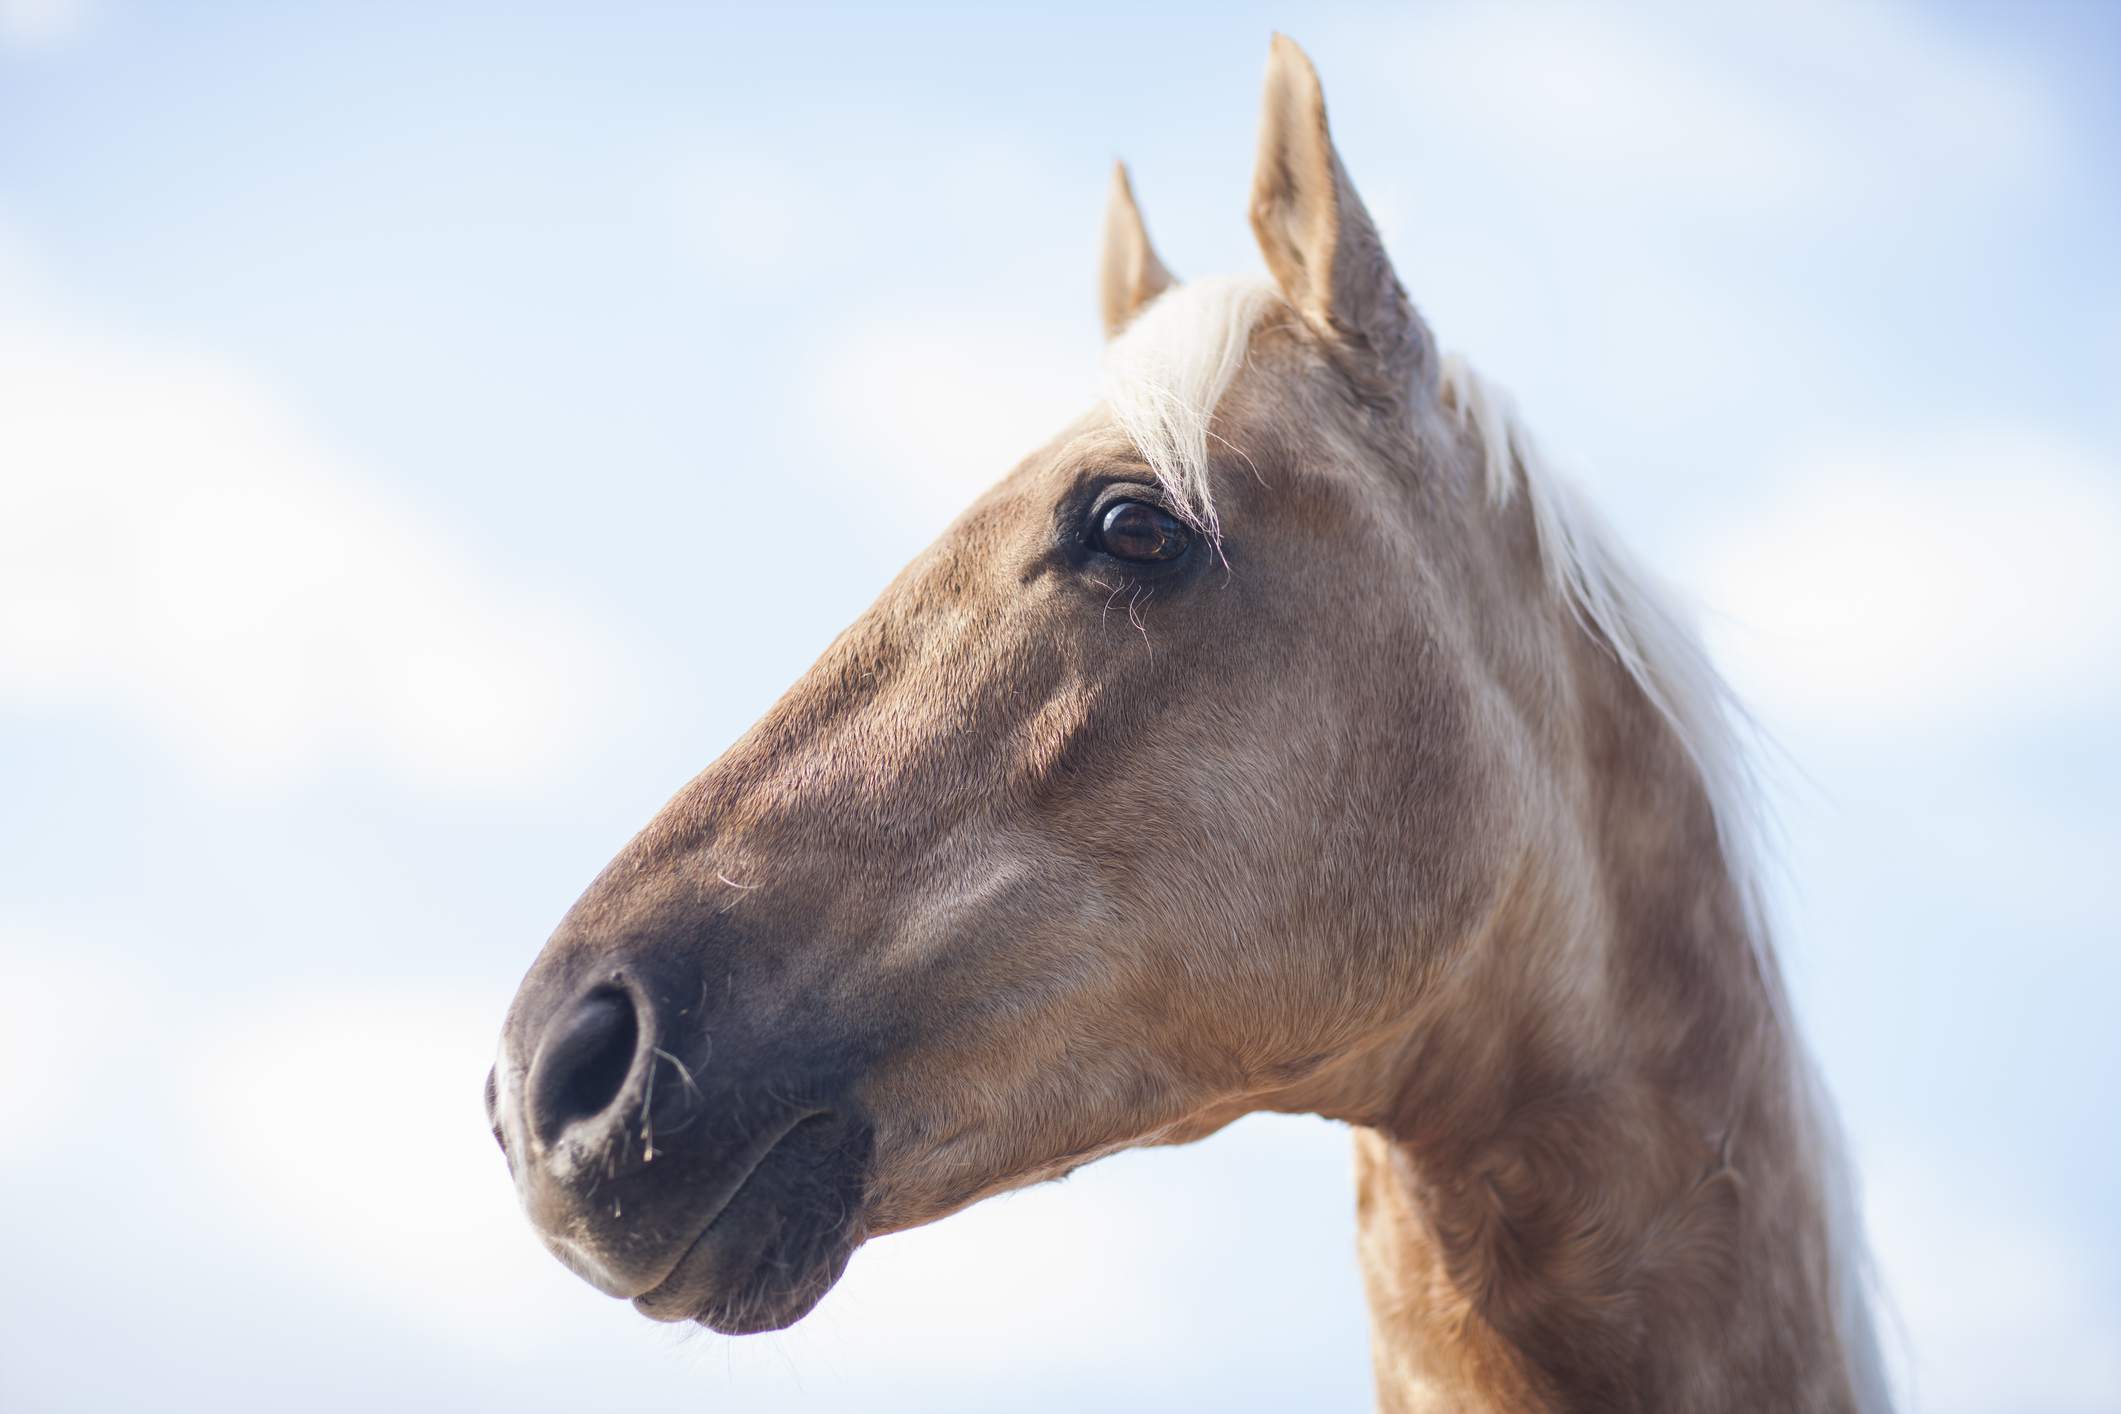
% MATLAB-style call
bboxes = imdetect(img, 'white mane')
[1434,350,1894,1414]
[1100,276,1892,1414]
[1434,350,1771,927]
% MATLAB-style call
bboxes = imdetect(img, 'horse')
[487,35,1889,1412]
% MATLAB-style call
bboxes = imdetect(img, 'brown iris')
[1095,500,1190,563]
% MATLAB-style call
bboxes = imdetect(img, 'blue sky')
[1,3,2116,1411]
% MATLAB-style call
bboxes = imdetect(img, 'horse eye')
[1094,500,1190,563]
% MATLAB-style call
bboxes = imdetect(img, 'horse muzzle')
[488,958,874,1333]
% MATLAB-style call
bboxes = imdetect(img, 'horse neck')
[1342,610,1862,1412]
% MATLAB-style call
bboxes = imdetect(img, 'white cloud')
[1347,0,2063,217]
[808,308,1097,538]
[660,130,1077,292]
[188,988,599,1356]
[1866,1146,2121,1414]
[665,144,806,276]
[0,927,159,1164]
[0,246,630,794]
[1691,432,2121,732]
[0,0,90,49]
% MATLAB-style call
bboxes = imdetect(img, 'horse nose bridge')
[672,633,1027,858]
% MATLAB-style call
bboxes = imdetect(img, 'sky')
[1,2,2117,1411]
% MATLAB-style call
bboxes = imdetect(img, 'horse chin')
[628,1112,871,1334]
[633,1219,858,1335]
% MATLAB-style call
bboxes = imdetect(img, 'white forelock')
[1099,275,1280,541]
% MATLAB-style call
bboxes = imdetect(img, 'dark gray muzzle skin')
[488,910,880,1333]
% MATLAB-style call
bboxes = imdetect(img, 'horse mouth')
[629,1112,872,1334]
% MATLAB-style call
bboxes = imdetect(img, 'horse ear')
[1248,35,1434,396]
[1099,161,1175,339]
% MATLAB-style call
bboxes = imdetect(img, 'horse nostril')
[528,987,642,1146]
